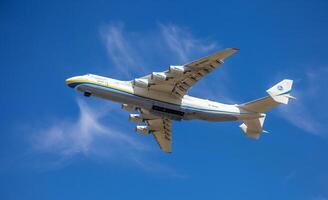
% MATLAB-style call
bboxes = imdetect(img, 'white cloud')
[283,170,297,184]
[31,99,184,176]
[312,196,328,200]
[159,23,217,63]
[101,23,218,74]
[101,23,146,78]
[32,98,147,159]
[278,67,328,135]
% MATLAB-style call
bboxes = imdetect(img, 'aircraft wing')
[148,117,172,153]
[134,48,239,98]
[130,108,172,153]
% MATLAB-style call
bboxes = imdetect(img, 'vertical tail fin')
[238,79,295,139]
[266,79,295,104]
[240,115,266,139]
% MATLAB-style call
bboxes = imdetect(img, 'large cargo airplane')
[66,48,295,153]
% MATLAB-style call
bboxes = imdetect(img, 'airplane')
[65,48,295,153]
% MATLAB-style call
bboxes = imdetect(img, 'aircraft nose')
[65,77,77,88]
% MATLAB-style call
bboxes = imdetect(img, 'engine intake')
[133,78,149,88]
[151,72,167,82]
[129,114,143,123]
[169,65,186,75]
[121,104,137,112]
[135,125,150,134]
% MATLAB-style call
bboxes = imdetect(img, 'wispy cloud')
[312,195,328,200]
[159,23,217,63]
[30,98,185,176]
[101,23,219,75]
[278,67,328,135]
[100,23,146,78]
[32,99,146,159]
[283,170,297,185]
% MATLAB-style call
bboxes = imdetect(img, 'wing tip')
[231,47,240,51]
[162,148,172,153]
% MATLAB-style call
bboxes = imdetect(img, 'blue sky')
[1,0,328,199]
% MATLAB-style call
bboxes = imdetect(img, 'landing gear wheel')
[84,91,92,97]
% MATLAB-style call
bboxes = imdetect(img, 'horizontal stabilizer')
[240,115,266,139]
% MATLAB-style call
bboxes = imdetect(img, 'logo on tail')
[267,79,294,104]
[277,85,284,91]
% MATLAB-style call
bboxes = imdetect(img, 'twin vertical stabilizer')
[238,79,295,139]
[266,79,295,104]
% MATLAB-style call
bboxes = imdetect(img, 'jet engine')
[169,65,187,75]
[133,78,149,88]
[151,72,167,82]
[129,114,143,123]
[135,125,150,134]
[121,104,137,112]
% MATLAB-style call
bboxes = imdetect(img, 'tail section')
[238,79,295,139]
[239,79,295,113]
[266,79,295,104]
[240,115,267,139]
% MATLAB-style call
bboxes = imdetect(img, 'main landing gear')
[84,91,92,97]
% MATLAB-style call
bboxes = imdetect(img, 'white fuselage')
[66,74,261,122]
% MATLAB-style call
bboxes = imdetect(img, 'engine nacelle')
[169,65,186,75]
[129,114,143,123]
[133,78,149,88]
[121,104,137,112]
[135,125,150,134]
[151,72,167,82]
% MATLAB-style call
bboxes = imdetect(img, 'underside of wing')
[184,47,239,68]
[124,105,172,153]
[132,48,239,98]
[147,118,172,153]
